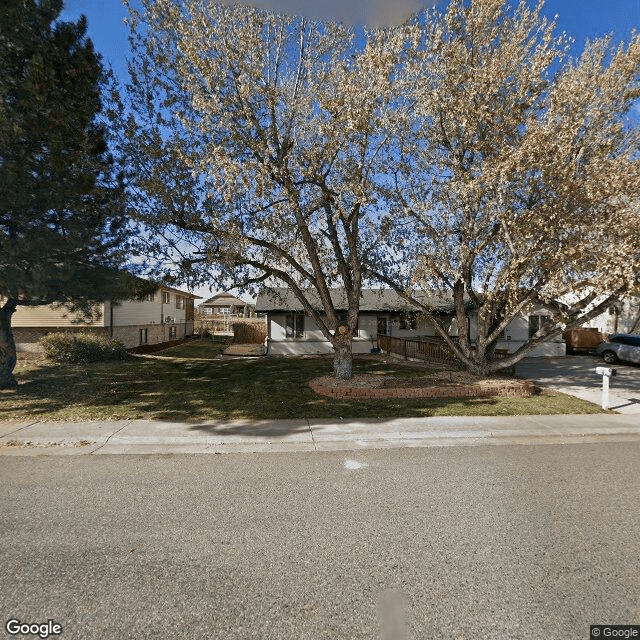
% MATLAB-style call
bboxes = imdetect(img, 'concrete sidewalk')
[1,413,639,456]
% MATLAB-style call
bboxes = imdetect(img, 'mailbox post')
[595,366,617,410]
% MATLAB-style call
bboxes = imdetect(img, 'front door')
[377,316,388,336]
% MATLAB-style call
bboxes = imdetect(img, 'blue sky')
[62,0,640,84]
[58,0,640,298]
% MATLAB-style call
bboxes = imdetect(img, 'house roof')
[255,287,460,313]
[128,275,201,300]
[200,293,248,307]
[159,284,201,299]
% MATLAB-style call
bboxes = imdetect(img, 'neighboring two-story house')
[11,284,201,351]
[198,293,253,317]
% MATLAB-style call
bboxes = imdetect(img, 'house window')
[399,313,418,330]
[139,328,148,345]
[162,291,170,304]
[377,316,388,336]
[143,292,155,302]
[175,296,184,309]
[169,325,177,339]
[286,313,305,338]
[217,306,230,315]
[528,315,550,339]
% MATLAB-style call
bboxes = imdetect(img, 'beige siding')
[168,293,188,324]
[111,298,162,327]
[9,287,199,352]
[107,290,189,327]
[11,302,106,327]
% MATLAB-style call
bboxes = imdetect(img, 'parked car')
[596,334,640,365]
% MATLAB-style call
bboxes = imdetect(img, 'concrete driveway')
[516,355,640,414]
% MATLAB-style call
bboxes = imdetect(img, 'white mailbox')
[595,366,617,410]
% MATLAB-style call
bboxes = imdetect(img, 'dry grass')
[314,372,538,397]
[2,342,605,422]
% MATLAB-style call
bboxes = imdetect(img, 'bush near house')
[232,320,267,344]
[41,332,129,364]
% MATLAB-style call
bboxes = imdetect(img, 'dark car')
[596,333,640,365]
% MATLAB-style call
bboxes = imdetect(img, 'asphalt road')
[1,445,639,640]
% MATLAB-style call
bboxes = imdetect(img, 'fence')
[377,334,515,373]
[377,334,459,364]
[196,314,265,335]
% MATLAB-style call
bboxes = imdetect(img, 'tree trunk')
[0,298,19,389]
[332,323,353,379]
[464,348,489,377]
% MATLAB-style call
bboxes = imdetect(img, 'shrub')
[231,320,267,344]
[41,332,129,363]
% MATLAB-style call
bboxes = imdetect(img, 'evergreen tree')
[0,0,132,388]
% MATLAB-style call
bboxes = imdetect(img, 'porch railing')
[376,334,514,372]
[377,334,459,364]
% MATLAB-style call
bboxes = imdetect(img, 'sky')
[59,0,640,300]
[61,0,640,81]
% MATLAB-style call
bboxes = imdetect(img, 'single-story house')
[255,287,565,357]
[581,295,640,335]
[198,293,253,317]
[10,284,201,352]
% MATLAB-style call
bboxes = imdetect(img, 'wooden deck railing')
[377,334,459,364]
[376,334,515,372]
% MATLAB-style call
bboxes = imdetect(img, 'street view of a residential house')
[198,293,254,317]
[10,284,201,351]
[256,287,567,357]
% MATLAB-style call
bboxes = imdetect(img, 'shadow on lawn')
[4,353,600,424]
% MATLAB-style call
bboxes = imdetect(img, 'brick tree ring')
[308,374,537,400]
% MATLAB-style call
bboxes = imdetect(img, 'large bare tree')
[368,0,640,375]
[118,0,407,378]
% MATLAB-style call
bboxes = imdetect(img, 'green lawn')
[2,340,604,422]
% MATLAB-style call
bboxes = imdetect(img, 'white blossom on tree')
[116,0,411,378]
[368,0,640,374]
[117,0,639,378]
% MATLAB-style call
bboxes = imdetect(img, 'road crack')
[90,422,132,454]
